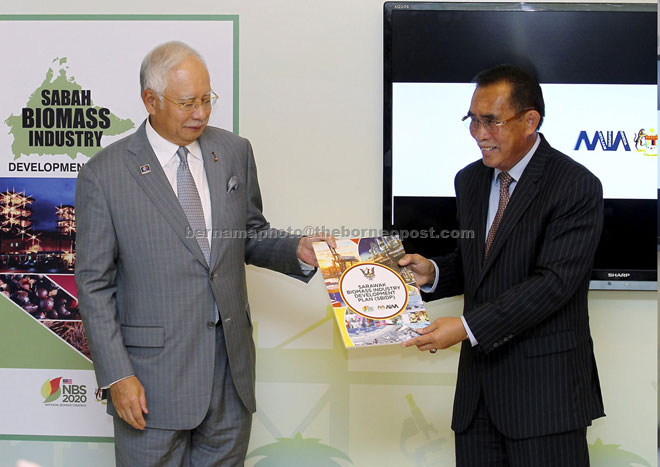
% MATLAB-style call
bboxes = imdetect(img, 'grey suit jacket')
[75,121,310,430]
[426,135,605,439]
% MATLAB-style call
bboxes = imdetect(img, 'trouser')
[113,324,252,467]
[455,396,589,467]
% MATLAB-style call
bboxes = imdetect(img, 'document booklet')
[312,236,430,348]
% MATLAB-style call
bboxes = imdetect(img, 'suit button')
[503,336,509,342]
[207,321,215,329]
[493,342,499,348]
[210,273,217,280]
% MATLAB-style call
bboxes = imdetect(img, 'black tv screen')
[384,2,657,290]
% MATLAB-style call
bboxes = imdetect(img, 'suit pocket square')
[227,175,240,193]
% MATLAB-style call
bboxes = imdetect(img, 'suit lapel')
[474,166,491,267]
[477,136,550,285]
[198,132,230,269]
[123,122,208,268]
[465,164,491,277]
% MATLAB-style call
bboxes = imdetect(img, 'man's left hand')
[297,234,337,267]
[402,317,468,352]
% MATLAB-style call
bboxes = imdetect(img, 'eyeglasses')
[461,108,535,133]
[161,91,218,112]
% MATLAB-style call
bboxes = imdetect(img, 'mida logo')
[574,131,630,151]
[575,128,658,156]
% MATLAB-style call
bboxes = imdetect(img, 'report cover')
[313,236,430,348]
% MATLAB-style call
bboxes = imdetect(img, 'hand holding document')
[297,233,336,267]
[312,236,430,348]
[401,316,468,353]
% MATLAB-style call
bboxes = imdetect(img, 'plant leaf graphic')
[247,432,352,466]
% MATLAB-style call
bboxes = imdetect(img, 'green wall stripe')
[0,14,238,21]
[0,434,114,443]
[233,16,240,134]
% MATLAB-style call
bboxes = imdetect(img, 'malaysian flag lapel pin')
[140,164,152,175]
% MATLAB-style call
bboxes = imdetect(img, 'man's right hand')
[109,376,148,430]
[398,254,435,287]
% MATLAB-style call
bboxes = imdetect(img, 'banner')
[0,15,238,441]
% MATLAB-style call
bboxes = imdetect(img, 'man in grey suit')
[75,41,330,466]
[401,65,604,466]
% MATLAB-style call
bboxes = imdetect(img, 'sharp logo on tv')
[574,129,657,156]
[607,273,631,278]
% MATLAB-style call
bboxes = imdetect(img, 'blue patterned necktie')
[176,146,211,265]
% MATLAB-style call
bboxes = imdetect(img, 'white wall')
[0,1,656,466]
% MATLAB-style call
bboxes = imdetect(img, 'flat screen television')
[384,2,658,290]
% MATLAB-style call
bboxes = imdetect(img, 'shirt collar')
[145,118,203,168]
[493,133,540,183]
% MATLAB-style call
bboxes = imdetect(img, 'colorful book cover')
[313,236,430,348]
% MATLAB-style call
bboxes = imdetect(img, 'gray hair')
[139,41,206,97]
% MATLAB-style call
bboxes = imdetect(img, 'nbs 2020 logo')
[41,376,88,405]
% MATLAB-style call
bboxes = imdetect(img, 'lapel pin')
[140,164,151,175]
[212,151,219,162]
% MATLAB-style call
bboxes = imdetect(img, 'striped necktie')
[484,171,513,259]
[176,146,211,265]
[177,147,219,323]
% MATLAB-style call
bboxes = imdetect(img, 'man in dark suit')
[401,64,605,466]
[75,41,332,466]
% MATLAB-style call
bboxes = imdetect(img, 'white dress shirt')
[485,134,539,239]
[145,118,213,244]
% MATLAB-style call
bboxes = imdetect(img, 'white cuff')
[460,316,478,347]
[419,259,440,293]
[299,259,315,276]
[102,375,134,390]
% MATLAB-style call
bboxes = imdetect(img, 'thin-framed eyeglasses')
[161,91,219,112]
[461,108,535,133]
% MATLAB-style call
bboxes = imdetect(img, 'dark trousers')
[455,397,589,467]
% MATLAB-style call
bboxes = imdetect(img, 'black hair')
[473,64,545,129]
